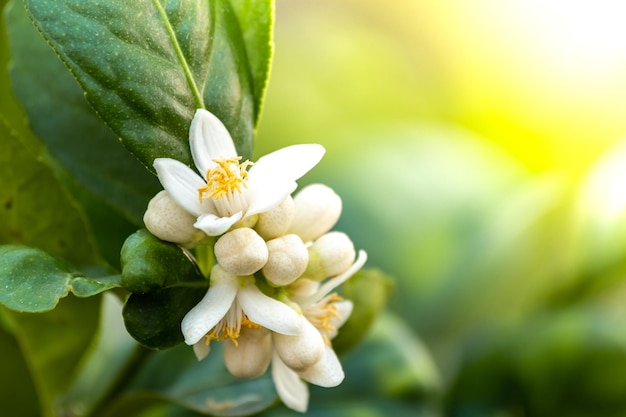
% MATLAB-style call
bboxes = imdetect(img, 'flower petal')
[154,158,213,217]
[224,327,272,378]
[194,211,243,236]
[248,144,325,184]
[244,179,298,218]
[272,352,309,413]
[237,279,302,336]
[181,266,238,345]
[190,109,238,174]
[328,300,353,340]
[303,250,368,305]
[298,344,345,387]
[193,340,211,361]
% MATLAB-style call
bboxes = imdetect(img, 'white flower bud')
[214,227,269,276]
[143,190,205,248]
[303,232,356,281]
[224,327,272,378]
[273,318,325,371]
[255,196,295,240]
[262,234,309,286]
[288,184,342,242]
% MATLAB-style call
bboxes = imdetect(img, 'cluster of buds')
[143,109,366,412]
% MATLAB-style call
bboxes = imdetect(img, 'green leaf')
[55,293,139,416]
[0,245,120,312]
[6,0,162,225]
[24,0,270,169]
[103,343,277,417]
[0,117,101,266]
[230,0,274,119]
[333,268,393,355]
[3,295,101,417]
[0,312,40,416]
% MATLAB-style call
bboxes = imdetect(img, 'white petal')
[273,317,325,371]
[298,345,345,387]
[329,300,353,339]
[154,158,211,217]
[193,340,211,361]
[224,327,272,378]
[190,109,238,174]
[272,351,309,413]
[303,250,367,306]
[248,144,325,183]
[245,180,298,217]
[180,267,238,344]
[237,280,302,336]
[194,211,242,236]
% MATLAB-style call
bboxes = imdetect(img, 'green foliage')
[23,0,269,168]
[0,245,120,312]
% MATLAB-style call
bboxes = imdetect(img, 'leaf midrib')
[151,0,204,109]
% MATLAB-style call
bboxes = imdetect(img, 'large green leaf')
[0,245,120,312]
[6,0,162,225]
[0,311,40,416]
[3,296,101,417]
[102,343,277,417]
[24,0,271,169]
[0,118,100,266]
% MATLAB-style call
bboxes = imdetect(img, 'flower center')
[303,293,343,345]
[204,305,261,347]
[198,157,253,202]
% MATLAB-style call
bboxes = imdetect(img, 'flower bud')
[288,184,342,242]
[143,190,204,247]
[262,234,309,286]
[224,327,272,378]
[255,196,295,240]
[273,318,325,371]
[302,232,356,281]
[214,228,268,275]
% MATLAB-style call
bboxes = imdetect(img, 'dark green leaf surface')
[106,342,277,417]
[24,0,268,169]
[6,0,162,225]
[0,245,120,312]
[3,296,101,417]
[0,118,100,266]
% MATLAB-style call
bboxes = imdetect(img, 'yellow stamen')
[305,293,343,345]
[203,314,260,347]
[198,157,253,202]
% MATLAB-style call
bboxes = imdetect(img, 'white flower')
[154,109,325,237]
[181,264,303,360]
[143,190,205,247]
[271,250,368,413]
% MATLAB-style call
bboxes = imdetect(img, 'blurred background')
[256,0,626,415]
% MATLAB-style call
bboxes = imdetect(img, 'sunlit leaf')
[24,0,273,169]
[0,245,120,312]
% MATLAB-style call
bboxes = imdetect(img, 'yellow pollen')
[198,157,253,202]
[203,314,260,348]
[307,293,343,346]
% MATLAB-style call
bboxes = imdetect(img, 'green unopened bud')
[255,196,295,240]
[214,227,268,276]
[303,232,356,281]
[288,184,342,242]
[120,229,202,293]
[262,234,309,286]
[143,190,204,248]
